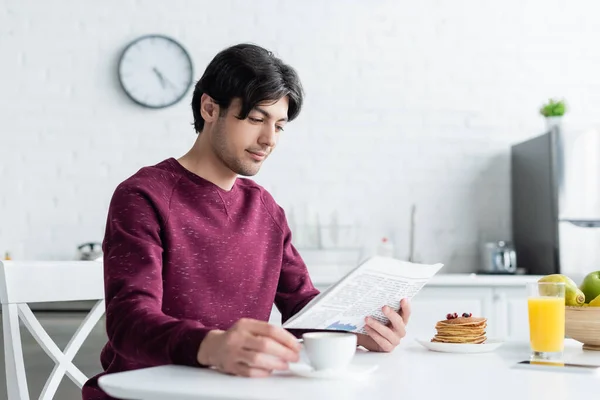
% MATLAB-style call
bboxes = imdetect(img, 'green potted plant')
[539,98,566,131]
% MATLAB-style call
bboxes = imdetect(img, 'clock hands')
[152,67,176,90]
[152,67,166,88]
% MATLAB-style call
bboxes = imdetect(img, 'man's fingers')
[238,349,289,371]
[239,319,300,352]
[243,335,299,363]
[232,362,272,378]
[383,306,406,338]
[365,317,400,347]
[364,325,394,352]
[400,298,411,325]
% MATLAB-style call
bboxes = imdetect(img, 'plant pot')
[546,116,562,131]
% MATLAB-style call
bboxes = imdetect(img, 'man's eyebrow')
[254,107,288,122]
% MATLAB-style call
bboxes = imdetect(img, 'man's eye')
[249,117,263,123]
[276,125,284,132]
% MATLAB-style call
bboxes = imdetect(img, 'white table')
[99,339,600,400]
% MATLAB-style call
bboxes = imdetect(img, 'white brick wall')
[2,0,600,272]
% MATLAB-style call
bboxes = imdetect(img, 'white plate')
[415,338,505,354]
[287,363,379,380]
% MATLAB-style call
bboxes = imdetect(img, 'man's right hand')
[196,318,301,377]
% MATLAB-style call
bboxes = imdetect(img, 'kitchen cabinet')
[408,287,495,339]
[494,286,530,340]
[409,285,530,341]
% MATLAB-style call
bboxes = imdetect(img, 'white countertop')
[99,339,600,400]
[307,264,543,287]
[424,273,543,287]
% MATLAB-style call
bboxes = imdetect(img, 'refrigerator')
[511,126,600,278]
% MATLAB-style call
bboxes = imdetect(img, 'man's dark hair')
[191,43,304,133]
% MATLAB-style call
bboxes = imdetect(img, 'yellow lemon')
[588,294,600,307]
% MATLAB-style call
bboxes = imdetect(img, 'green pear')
[538,274,585,306]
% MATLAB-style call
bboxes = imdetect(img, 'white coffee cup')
[302,332,357,371]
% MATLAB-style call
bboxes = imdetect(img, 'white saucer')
[415,338,505,354]
[287,363,379,380]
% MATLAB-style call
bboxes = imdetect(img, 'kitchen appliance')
[480,241,517,274]
[77,242,103,261]
[511,126,600,277]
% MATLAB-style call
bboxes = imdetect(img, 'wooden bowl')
[566,306,600,351]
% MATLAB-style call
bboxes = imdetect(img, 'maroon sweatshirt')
[82,158,319,400]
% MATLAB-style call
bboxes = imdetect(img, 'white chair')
[0,261,105,400]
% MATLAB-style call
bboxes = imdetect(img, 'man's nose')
[259,125,277,147]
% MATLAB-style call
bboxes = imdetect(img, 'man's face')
[210,97,289,176]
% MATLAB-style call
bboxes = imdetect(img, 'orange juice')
[528,297,565,352]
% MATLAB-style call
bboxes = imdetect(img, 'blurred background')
[3,0,600,273]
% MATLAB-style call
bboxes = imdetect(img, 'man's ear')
[200,93,220,123]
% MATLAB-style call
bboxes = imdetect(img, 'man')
[83,43,410,400]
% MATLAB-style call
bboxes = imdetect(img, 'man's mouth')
[246,150,268,161]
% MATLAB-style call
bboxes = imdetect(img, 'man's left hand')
[357,298,411,352]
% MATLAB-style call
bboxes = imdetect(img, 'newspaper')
[283,256,444,334]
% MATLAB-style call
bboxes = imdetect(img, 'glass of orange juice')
[527,282,565,361]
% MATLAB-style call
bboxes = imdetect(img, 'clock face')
[118,35,194,109]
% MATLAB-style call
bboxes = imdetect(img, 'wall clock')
[118,34,194,109]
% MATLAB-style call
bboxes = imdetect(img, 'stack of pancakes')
[432,316,487,344]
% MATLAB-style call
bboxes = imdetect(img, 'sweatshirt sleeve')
[271,206,320,323]
[102,181,212,367]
